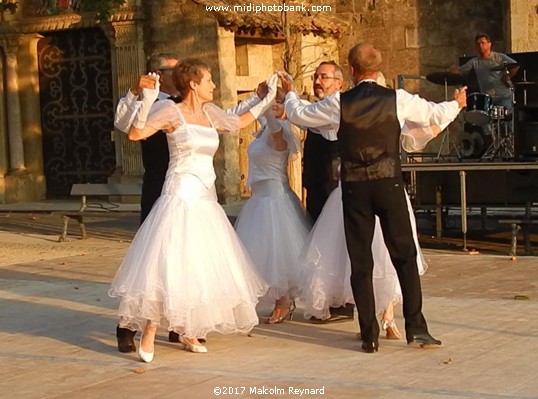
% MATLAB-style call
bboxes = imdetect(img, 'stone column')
[0,50,6,203]
[215,27,241,204]
[0,34,26,173]
[18,33,46,200]
[19,34,45,174]
[509,0,538,52]
[103,20,146,180]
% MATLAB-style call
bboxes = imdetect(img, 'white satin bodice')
[246,138,289,187]
[162,115,219,192]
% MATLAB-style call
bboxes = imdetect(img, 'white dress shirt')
[284,80,461,151]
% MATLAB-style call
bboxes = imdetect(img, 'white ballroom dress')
[300,185,427,321]
[109,100,268,339]
[234,121,312,306]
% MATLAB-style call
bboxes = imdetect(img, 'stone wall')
[336,0,506,86]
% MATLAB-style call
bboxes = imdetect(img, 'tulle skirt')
[235,180,312,306]
[109,174,268,339]
[300,185,427,320]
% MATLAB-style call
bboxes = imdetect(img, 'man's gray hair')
[318,60,344,80]
[146,52,179,73]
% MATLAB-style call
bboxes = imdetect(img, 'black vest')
[302,129,340,188]
[338,82,401,182]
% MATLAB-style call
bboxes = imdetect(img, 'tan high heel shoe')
[381,318,402,340]
[267,300,296,324]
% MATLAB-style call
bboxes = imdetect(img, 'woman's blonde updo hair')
[173,58,211,98]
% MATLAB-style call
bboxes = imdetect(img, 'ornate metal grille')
[38,27,115,197]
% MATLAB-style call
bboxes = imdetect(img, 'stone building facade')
[0,0,536,203]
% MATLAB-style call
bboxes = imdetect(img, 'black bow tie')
[168,95,182,103]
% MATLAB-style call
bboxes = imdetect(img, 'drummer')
[450,33,519,114]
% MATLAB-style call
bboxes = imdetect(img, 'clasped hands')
[132,70,293,105]
[254,72,296,101]
[129,72,161,104]
[453,86,468,109]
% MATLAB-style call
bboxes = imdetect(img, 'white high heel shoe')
[179,335,208,353]
[138,332,155,362]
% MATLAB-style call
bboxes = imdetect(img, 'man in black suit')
[303,61,355,323]
[114,53,181,352]
[303,61,343,221]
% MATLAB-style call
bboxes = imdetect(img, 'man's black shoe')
[169,331,206,344]
[116,325,136,353]
[329,304,354,318]
[361,341,379,353]
[169,331,180,343]
[407,332,442,348]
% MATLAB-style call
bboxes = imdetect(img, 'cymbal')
[426,71,465,86]
[490,62,519,71]
[514,81,536,86]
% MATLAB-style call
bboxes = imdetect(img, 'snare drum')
[465,93,492,125]
[490,105,507,120]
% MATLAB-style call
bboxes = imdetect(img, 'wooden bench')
[58,183,141,242]
[498,218,538,256]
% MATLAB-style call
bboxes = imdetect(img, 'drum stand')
[481,69,516,160]
[436,79,461,160]
[481,119,514,160]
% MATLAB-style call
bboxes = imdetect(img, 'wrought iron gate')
[38,28,115,198]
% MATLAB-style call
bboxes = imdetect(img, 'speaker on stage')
[515,105,538,158]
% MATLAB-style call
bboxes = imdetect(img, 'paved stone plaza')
[0,211,537,399]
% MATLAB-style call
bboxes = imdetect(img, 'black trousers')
[341,178,428,342]
[140,172,166,224]
[305,180,338,222]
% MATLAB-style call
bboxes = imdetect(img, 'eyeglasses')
[312,74,341,82]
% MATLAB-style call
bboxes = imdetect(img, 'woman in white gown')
[300,123,443,339]
[109,59,278,361]
[235,92,312,324]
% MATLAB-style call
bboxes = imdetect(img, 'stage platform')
[402,159,538,250]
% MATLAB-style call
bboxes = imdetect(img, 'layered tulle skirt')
[234,180,312,306]
[109,174,268,338]
[300,185,427,320]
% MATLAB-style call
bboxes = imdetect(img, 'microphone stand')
[436,77,461,161]
[502,67,515,158]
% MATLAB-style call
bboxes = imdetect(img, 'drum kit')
[425,62,536,160]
